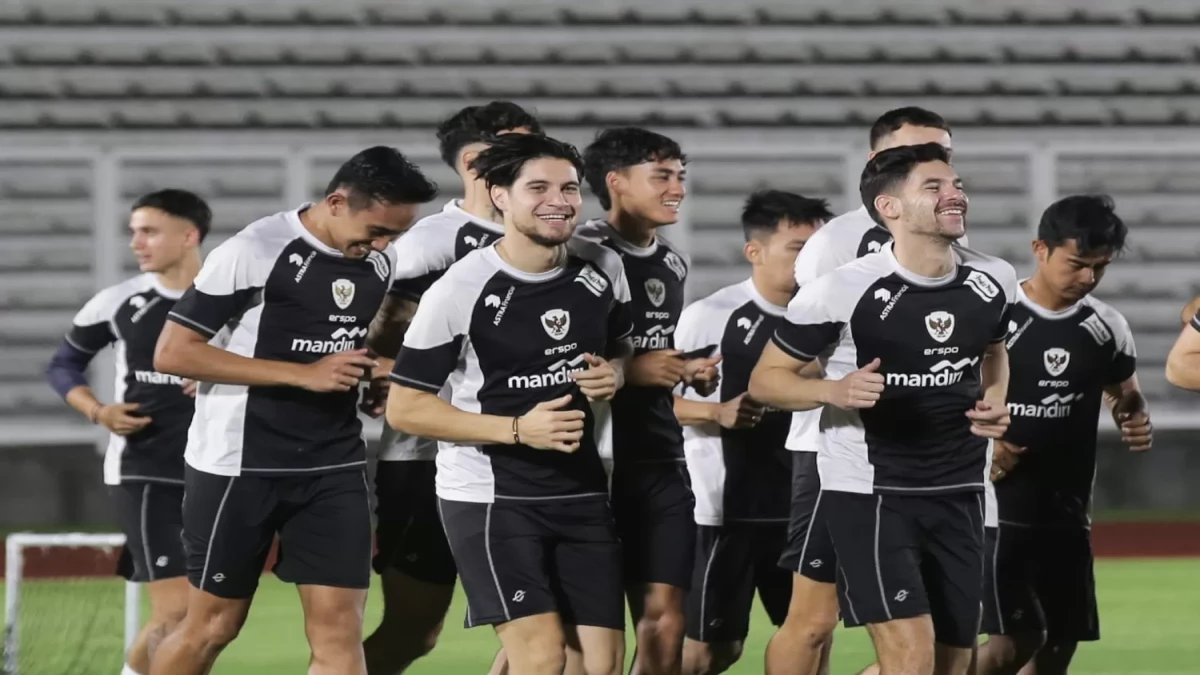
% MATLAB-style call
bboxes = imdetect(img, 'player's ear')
[874,193,901,221]
[326,190,349,217]
[743,239,762,266]
[1032,239,1049,264]
[460,148,480,179]
[490,184,509,214]
[604,170,624,201]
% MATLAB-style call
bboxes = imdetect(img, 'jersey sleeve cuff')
[167,311,219,338]
[771,333,819,361]
[388,372,443,394]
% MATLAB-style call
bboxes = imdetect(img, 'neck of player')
[607,209,657,248]
[156,251,202,291]
[1021,275,1075,312]
[751,272,792,309]
[891,233,955,279]
[461,178,502,224]
[496,230,564,274]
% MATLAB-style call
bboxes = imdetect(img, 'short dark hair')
[324,146,439,210]
[583,127,688,210]
[741,190,834,241]
[467,133,584,192]
[435,101,544,169]
[1038,195,1128,256]
[868,107,951,151]
[131,189,213,242]
[860,143,952,225]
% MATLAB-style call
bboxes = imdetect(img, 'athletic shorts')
[111,482,186,583]
[686,523,791,643]
[981,524,1099,642]
[610,462,696,589]
[825,490,985,648]
[183,466,372,599]
[373,460,457,585]
[438,496,624,630]
[777,452,837,583]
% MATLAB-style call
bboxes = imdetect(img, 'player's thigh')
[110,481,187,584]
[377,566,455,632]
[182,466,278,599]
[438,498,557,628]
[373,460,458,586]
[1033,527,1099,644]
[296,582,369,639]
[685,525,756,643]
[611,463,696,590]
[778,452,838,585]
[917,492,987,649]
[753,524,794,627]
[546,498,626,632]
[274,470,373,591]
[981,525,1045,638]
[494,612,566,671]
[823,491,929,628]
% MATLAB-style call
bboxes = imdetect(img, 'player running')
[750,143,1016,675]
[767,106,957,675]
[388,133,633,675]
[578,127,721,675]
[363,101,542,675]
[149,148,437,675]
[975,195,1151,675]
[673,190,831,675]
[44,189,211,675]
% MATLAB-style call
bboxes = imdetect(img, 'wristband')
[512,416,521,445]
[88,403,103,425]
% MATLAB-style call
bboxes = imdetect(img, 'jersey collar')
[1016,280,1084,320]
[445,199,505,234]
[596,220,659,258]
[288,203,344,258]
[882,241,958,287]
[483,246,565,283]
[147,274,185,300]
[741,279,787,316]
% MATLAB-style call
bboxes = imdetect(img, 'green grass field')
[11,558,1200,674]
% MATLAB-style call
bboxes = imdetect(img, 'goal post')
[4,533,140,674]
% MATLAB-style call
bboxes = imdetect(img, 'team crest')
[541,309,570,340]
[925,311,955,343]
[645,279,666,307]
[1043,348,1071,377]
[332,279,356,310]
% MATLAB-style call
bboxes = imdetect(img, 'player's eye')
[563,185,579,194]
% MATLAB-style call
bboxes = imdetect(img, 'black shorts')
[439,496,624,630]
[373,460,457,585]
[610,462,696,589]
[183,466,372,599]
[981,525,1099,642]
[686,523,791,643]
[825,490,985,648]
[777,452,837,583]
[110,482,186,583]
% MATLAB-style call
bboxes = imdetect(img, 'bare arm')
[1166,321,1200,392]
[1103,373,1146,416]
[1103,374,1153,451]
[367,293,418,361]
[979,340,1009,406]
[673,396,720,426]
[387,385,514,445]
[748,343,848,412]
[155,321,305,387]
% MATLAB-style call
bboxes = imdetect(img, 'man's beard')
[516,216,575,247]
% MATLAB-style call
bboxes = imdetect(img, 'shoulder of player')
[566,235,625,284]
[572,219,609,244]
[680,282,748,331]
[655,232,690,267]
[957,245,1018,295]
[1081,295,1134,341]
[215,210,301,263]
[77,274,155,321]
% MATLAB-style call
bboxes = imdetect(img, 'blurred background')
[0,0,1199,671]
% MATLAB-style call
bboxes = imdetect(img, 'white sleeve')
[390,273,471,393]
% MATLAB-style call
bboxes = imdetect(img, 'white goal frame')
[3,533,140,673]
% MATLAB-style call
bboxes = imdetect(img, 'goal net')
[3,533,140,675]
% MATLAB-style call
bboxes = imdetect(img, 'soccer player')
[363,101,542,675]
[44,189,211,675]
[674,190,832,675]
[766,105,958,675]
[976,195,1151,675]
[148,147,438,675]
[387,133,632,675]
[1166,295,1200,391]
[579,127,721,675]
[750,143,1016,675]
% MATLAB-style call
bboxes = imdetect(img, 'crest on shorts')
[541,309,570,340]
[1043,348,1070,377]
[645,278,666,308]
[332,279,356,310]
[925,311,955,343]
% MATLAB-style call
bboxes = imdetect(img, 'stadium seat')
[0,236,90,272]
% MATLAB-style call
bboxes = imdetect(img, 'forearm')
[1166,352,1200,390]
[980,347,1009,404]
[673,396,719,426]
[367,295,415,360]
[748,365,833,412]
[64,386,104,422]
[387,385,515,445]
[156,339,302,388]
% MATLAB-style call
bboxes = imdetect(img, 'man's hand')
[1117,411,1153,452]
[181,379,198,397]
[572,353,621,401]
[627,350,686,388]
[990,439,1026,482]
[295,349,379,393]
[359,378,389,418]
[827,358,885,410]
[685,355,722,397]
[517,394,586,453]
[967,400,1010,439]
[717,393,766,429]
[97,403,152,436]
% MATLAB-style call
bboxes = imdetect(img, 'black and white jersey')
[380,200,505,462]
[168,205,398,477]
[65,274,191,486]
[996,285,1136,528]
[390,240,634,503]
[676,279,792,525]
[576,219,689,463]
[774,243,1016,495]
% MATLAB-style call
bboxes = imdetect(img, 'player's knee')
[182,608,245,651]
[522,639,567,674]
[639,604,686,643]
[701,641,743,674]
[781,611,837,650]
[306,603,366,647]
[986,632,1045,666]
[581,645,623,675]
